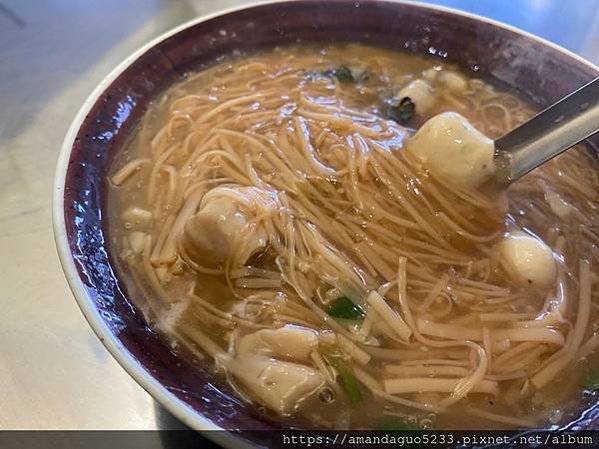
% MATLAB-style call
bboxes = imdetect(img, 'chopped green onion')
[327,296,365,320]
[583,368,599,390]
[307,65,354,83]
[376,418,422,431]
[323,354,363,405]
[327,65,354,82]
[383,96,416,125]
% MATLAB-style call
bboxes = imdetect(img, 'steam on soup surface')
[108,43,599,429]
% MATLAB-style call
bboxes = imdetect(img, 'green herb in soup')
[383,96,416,125]
[327,296,365,320]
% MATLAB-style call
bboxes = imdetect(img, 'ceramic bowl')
[53,0,599,445]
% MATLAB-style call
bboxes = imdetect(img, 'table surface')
[1,0,598,433]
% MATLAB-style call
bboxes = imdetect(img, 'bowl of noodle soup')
[54,0,599,443]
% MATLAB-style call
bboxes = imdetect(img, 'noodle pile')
[110,44,599,429]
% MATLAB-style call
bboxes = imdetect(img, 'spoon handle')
[494,77,599,184]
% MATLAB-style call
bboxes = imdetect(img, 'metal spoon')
[494,77,599,184]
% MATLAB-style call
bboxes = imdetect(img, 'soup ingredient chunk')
[408,112,496,189]
[497,231,557,287]
[230,325,324,415]
[396,79,436,114]
[182,186,275,268]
